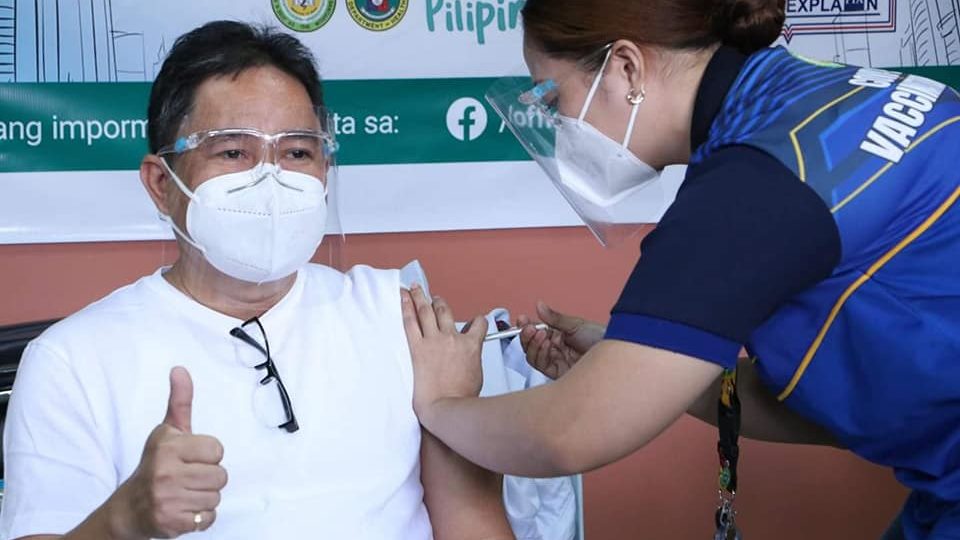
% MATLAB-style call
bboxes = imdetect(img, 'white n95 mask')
[486,44,672,246]
[554,46,659,207]
[555,116,658,206]
[161,162,328,284]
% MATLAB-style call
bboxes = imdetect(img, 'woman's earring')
[626,87,646,105]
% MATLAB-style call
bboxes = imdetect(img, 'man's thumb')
[537,301,578,333]
[163,366,193,433]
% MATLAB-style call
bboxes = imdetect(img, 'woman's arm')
[423,340,721,476]
[403,286,721,477]
[687,359,841,447]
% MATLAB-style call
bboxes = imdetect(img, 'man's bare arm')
[420,429,515,540]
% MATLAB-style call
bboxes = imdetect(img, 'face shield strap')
[160,157,199,203]
[159,210,206,255]
[155,155,206,254]
[155,157,212,253]
[577,45,615,123]
[574,44,644,149]
[623,96,642,148]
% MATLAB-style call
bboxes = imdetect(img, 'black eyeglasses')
[229,317,299,433]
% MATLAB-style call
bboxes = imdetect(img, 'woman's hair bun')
[713,0,786,54]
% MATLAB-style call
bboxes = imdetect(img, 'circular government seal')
[346,0,408,32]
[272,0,336,32]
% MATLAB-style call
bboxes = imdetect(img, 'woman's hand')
[517,302,606,379]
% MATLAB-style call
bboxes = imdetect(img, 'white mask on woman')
[554,47,660,207]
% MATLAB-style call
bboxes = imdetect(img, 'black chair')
[0,320,60,478]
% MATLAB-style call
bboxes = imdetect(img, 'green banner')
[2,67,960,174]
[0,78,529,173]
[899,67,960,91]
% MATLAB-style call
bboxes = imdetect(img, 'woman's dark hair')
[521,0,785,67]
[147,20,324,153]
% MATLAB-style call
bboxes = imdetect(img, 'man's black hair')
[147,20,324,153]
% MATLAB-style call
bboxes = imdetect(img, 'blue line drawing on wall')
[7,0,150,82]
[898,0,960,64]
[828,12,876,65]
[4,0,957,85]
[0,0,16,82]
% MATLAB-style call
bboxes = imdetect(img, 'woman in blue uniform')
[401,0,960,538]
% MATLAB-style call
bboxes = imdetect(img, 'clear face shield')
[156,106,343,283]
[485,50,670,247]
[157,106,342,237]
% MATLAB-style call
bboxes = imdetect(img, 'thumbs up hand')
[114,367,228,538]
[164,366,195,433]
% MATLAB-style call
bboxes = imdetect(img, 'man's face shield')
[158,106,343,236]
[485,64,670,247]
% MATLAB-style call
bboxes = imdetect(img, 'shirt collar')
[690,46,749,151]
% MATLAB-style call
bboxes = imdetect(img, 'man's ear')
[140,155,174,216]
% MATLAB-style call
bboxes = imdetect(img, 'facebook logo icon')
[446,97,488,141]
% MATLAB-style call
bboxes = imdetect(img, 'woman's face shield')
[485,66,670,247]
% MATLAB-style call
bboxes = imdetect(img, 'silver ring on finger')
[193,512,204,532]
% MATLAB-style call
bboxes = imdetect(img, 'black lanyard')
[715,367,742,540]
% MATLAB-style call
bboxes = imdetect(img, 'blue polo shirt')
[606,45,960,539]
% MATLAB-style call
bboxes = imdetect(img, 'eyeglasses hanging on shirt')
[230,317,299,433]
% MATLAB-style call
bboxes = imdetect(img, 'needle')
[483,323,549,342]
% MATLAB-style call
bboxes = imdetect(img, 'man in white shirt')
[0,20,512,540]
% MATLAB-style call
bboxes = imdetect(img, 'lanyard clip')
[714,492,742,540]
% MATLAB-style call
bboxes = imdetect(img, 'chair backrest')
[0,320,58,383]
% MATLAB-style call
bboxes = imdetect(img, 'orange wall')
[0,229,907,539]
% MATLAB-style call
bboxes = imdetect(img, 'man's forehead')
[186,68,320,132]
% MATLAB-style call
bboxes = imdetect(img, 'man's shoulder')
[302,263,400,295]
[299,264,406,325]
[301,262,398,277]
[36,271,165,350]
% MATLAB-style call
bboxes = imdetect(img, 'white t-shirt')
[0,264,432,540]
